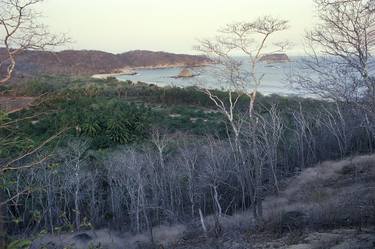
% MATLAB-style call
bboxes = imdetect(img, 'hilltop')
[0,49,211,78]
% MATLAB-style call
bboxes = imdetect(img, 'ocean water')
[116,57,304,96]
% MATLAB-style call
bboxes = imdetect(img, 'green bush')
[7,239,31,249]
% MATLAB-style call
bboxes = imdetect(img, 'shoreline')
[91,63,211,79]
[112,78,305,98]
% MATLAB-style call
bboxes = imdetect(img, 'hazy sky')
[38,0,316,55]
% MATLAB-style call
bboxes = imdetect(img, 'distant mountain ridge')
[0,49,211,77]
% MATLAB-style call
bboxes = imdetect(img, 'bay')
[116,56,305,96]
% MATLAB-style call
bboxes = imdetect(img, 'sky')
[37,0,316,55]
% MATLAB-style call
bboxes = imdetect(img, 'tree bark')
[0,190,6,249]
[199,208,207,235]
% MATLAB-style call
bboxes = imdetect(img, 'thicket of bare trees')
[195,16,289,220]
[3,103,374,237]
[294,0,375,133]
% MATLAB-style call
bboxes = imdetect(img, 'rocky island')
[259,53,290,63]
[171,68,198,78]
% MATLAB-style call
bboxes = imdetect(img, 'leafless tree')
[196,16,289,119]
[58,139,89,232]
[320,105,351,157]
[106,151,130,228]
[293,0,375,111]
[256,105,283,193]
[291,106,318,168]
[0,0,67,84]
[176,137,200,218]
[195,18,289,221]
[4,117,374,237]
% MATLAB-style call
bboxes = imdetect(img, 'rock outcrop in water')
[177,68,194,78]
[259,53,290,63]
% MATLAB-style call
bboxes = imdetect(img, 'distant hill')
[0,49,211,78]
[118,50,211,69]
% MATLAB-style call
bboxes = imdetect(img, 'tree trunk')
[74,187,80,231]
[0,190,6,249]
[199,208,207,235]
[213,186,222,217]
[257,199,263,219]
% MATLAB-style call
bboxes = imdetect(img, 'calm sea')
[116,56,305,96]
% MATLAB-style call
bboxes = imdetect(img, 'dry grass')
[260,154,375,234]
[31,224,187,249]
[0,96,35,113]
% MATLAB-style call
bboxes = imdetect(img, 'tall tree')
[196,16,289,219]
[196,16,289,119]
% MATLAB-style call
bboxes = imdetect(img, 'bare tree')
[4,118,373,237]
[196,17,288,220]
[294,0,375,107]
[58,139,89,232]
[291,106,317,168]
[196,16,289,119]
[176,137,200,218]
[0,0,67,84]
[256,105,283,193]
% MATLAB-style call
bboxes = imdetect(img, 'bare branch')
[0,0,69,84]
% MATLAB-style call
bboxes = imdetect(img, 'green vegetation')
[1,76,327,157]
[6,239,31,249]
